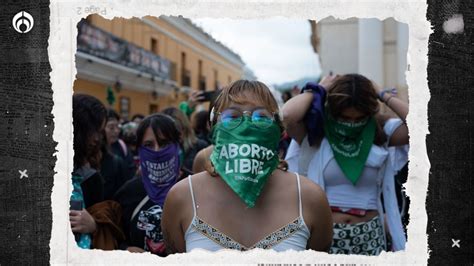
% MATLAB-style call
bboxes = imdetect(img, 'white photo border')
[49,0,430,264]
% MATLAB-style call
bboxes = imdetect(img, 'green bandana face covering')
[210,116,281,208]
[323,111,376,185]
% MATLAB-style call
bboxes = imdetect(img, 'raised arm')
[281,92,313,144]
[374,83,409,146]
[282,75,339,144]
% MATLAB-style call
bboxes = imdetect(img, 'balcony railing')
[77,19,171,80]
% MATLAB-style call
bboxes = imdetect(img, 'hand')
[187,90,205,109]
[319,74,340,91]
[70,209,97,234]
[127,246,146,253]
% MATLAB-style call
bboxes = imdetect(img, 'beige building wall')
[75,15,243,118]
[87,15,241,89]
[74,79,186,116]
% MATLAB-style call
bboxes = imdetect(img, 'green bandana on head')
[323,110,376,185]
[210,117,281,208]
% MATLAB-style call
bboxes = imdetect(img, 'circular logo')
[12,11,34,33]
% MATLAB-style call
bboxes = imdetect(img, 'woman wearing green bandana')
[162,80,333,253]
[282,74,409,255]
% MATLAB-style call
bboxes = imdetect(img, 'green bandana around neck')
[210,117,281,208]
[323,111,376,185]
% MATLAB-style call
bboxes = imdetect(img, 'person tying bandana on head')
[161,80,333,253]
[282,74,409,255]
[114,114,181,256]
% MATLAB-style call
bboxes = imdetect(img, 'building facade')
[74,15,245,119]
[312,17,409,114]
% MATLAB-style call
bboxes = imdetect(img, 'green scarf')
[323,112,376,185]
[210,117,280,207]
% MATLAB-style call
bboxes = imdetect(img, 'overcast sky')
[193,18,321,86]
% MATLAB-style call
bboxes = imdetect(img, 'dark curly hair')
[73,94,107,169]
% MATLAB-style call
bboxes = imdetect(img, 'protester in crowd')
[131,114,145,125]
[100,138,129,200]
[178,90,205,118]
[71,94,126,251]
[162,107,208,179]
[282,73,409,255]
[98,110,132,200]
[71,94,107,249]
[191,110,211,146]
[162,80,333,253]
[105,109,136,180]
[113,113,181,256]
[121,121,140,170]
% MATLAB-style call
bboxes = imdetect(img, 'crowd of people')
[70,73,409,256]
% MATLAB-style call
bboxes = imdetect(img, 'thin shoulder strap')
[295,172,303,217]
[187,175,197,217]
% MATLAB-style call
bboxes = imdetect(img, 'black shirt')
[111,140,137,180]
[182,139,209,178]
[100,151,131,200]
[113,177,166,256]
[73,166,104,209]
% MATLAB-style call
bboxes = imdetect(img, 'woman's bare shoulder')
[297,174,332,236]
[171,171,209,191]
[166,172,212,213]
[166,176,191,206]
[278,171,324,194]
[196,145,213,159]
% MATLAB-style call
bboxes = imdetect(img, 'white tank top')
[184,173,310,252]
[324,158,379,210]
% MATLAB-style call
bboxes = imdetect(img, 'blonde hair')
[205,80,286,176]
[210,80,283,132]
